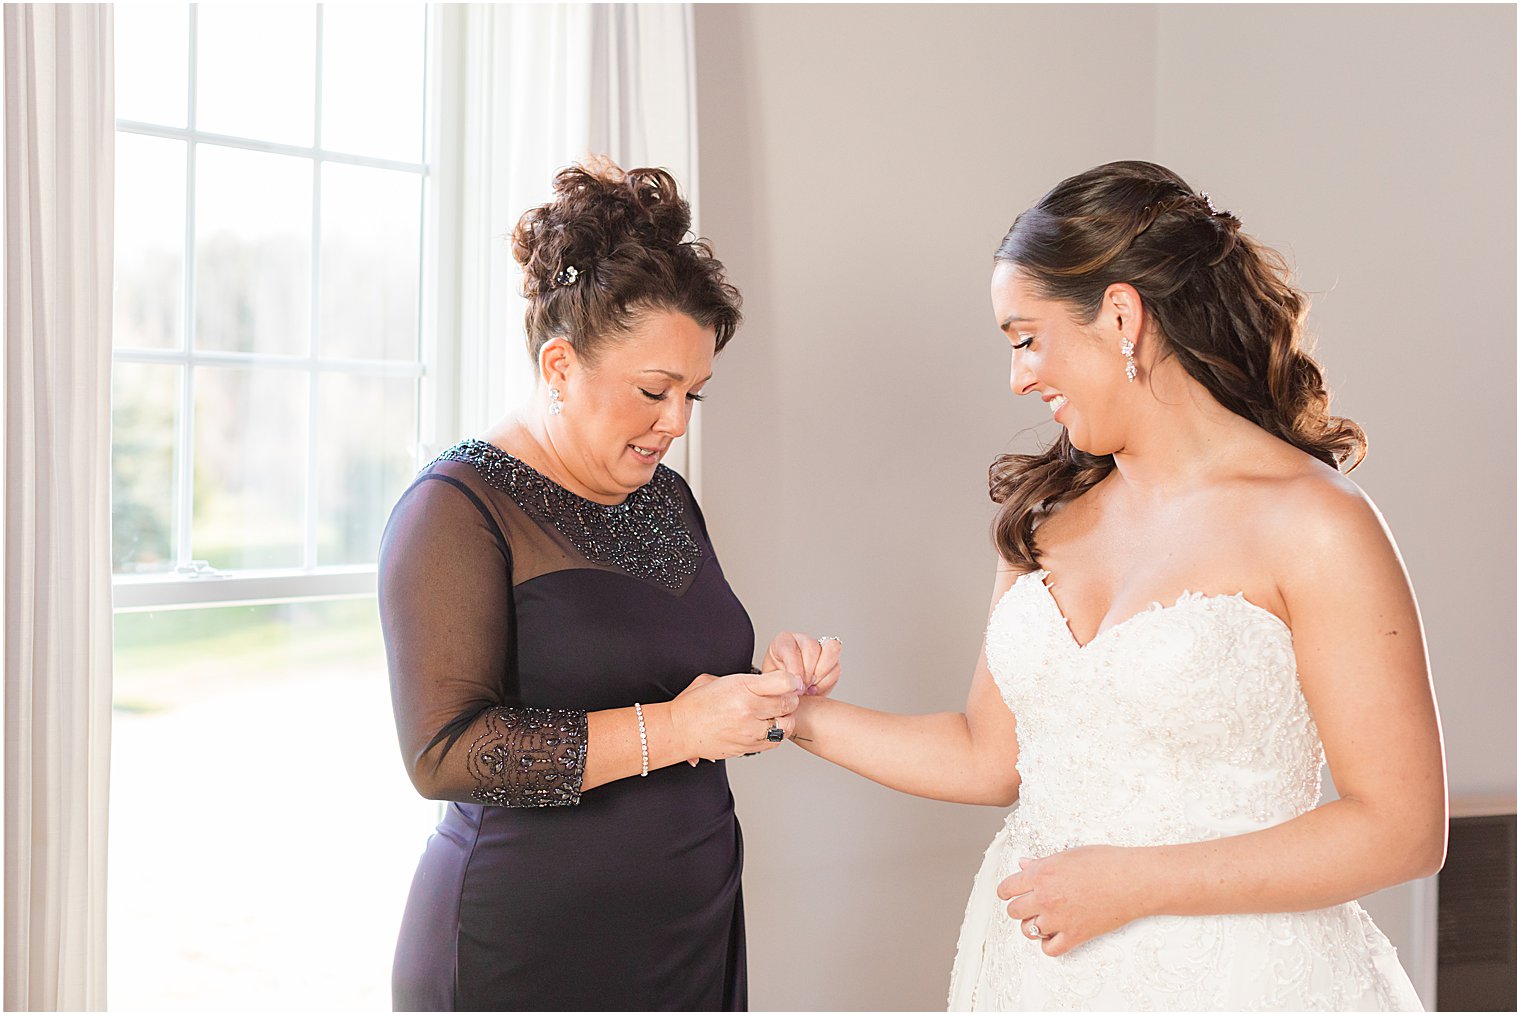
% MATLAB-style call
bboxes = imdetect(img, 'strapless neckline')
[1018,567,1293,652]
[952,564,1420,1011]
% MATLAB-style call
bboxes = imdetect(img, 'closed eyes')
[639,388,706,403]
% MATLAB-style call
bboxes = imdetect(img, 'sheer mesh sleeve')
[379,470,587,807]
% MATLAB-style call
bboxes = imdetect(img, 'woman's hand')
[669,670,804,763]
[996,846,1151,957]
[762,632,843,697]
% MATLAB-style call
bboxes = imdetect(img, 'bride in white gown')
[780,161,1445,1011]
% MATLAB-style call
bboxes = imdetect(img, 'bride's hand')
[996,846,1149,957]
[761,631,843,697]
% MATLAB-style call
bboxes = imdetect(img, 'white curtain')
[2,4,115,1011]
[437,3,702,480]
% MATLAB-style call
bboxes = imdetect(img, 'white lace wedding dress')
[948,569,1423,1011]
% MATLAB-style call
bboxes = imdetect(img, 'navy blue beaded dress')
[379,439,754,1011]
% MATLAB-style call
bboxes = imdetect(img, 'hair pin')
[1199,192,1219,215]
[552,265,580,288]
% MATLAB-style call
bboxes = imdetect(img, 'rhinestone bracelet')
[633,702,649,777]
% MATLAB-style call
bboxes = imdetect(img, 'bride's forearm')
[791,696,1019,806]
[1133,796,1445,918]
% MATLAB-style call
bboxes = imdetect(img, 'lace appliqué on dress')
[467,706,589,807]
[948,570,1423,1011]
[436,439,703,591]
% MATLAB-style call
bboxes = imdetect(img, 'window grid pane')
[112,2,430,581]
[193,144,314,356]
[191,365,309,570]
[321,4,427,163]
[113,3,189,129]
[195,4,316,148]
[113,132,187,351]
[111,362,181,574]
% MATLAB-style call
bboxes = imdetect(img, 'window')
[112,2,432,606]
[110,6,440,1008]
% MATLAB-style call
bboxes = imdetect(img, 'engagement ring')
[1025,923,1042,939]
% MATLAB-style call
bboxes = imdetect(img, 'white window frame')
[112,3,460,613]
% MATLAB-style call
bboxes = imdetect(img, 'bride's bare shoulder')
[1252,452,1378,523]
[1248,456,1402,580]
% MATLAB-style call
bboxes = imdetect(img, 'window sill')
[112,567,377,612]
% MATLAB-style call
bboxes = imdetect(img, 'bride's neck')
[1106,369,1262,501]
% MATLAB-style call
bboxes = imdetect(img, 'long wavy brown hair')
[989,161,1366,571]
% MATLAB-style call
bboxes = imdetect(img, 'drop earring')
[548,387,563,415]
[1120,338,1137,383]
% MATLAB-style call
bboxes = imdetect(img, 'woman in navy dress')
[378,161,836,1011]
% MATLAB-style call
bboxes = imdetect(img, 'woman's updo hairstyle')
[511,158,742,365]
[989,160,1367,570]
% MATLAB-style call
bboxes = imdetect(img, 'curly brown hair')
[510,158,742,365]
[989,160,1366,571]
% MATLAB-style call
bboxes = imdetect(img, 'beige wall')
[694,4,1515,1010]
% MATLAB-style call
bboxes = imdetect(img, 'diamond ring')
[1025,922,1042,939]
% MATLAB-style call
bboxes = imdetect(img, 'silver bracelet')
[633,702,649,777]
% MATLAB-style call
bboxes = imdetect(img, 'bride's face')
[990,263,1131,456]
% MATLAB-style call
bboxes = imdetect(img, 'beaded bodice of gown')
[988,568,1323,855]
[434,438,705,591]
[948,568,1420,1012]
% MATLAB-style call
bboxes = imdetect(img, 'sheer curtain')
[2,4,115,1011]
[435,3,703,481]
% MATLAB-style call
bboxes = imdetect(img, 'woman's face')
[547,308,716,501]
[990,262,1132,456]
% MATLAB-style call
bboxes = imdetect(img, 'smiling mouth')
[1047,395,1068,415]
[629,444,663,459]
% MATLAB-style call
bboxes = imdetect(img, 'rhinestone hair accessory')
[1199,192,1219,215]
[551,265,580,288]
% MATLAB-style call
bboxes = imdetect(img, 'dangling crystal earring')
[1121,338,1137,383]
[548,387,563,415]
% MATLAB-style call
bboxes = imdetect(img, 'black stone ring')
[766,721,785,743]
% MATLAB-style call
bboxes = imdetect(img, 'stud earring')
[1120,338,1137,383]
[548,387,563,415]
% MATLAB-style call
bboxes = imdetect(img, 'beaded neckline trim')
[433,438,703,590]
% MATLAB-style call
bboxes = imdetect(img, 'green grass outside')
[113,597,388,714]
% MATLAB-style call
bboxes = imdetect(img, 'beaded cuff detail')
[436,439,703,590]
[467,706,589,807]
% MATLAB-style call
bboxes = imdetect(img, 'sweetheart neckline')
[1018,568,1293,652]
